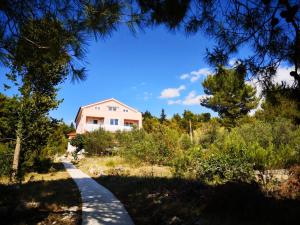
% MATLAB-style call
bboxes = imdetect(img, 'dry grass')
[77,156,172,178]
[0,162,81,225]
[77,156,300,225]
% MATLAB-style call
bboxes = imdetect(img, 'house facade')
[75,98,142,134]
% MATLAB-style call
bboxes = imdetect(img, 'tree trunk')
[189,119,193,142]
[12,135,21,172]
[12,121,22,181]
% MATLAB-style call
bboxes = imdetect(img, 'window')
[95,106,100,110]
[93,120,98,124]
[108,106,117,111]
[124,122,132,127]
[123,109,128,112]
[110,119,119,125]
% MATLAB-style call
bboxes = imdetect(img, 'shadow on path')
[95,175,300,225]
[63,160,134,225]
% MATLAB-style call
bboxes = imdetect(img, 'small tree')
[159,108,167,123]
[142,110,153,120]
[201,68,258,127]
[70,123,75,131]
[70,134,86,159]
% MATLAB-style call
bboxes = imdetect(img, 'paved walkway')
[62,160,134,225]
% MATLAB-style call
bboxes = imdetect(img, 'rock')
[60,206,68,211]
[69,206,79,212]
[168,216,181,224]
[25,201,40,209]
[62,215,72,220]
[77,154,85,160]
[255,169,290,182]
[89,167,105,177]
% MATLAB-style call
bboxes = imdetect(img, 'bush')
[0,144,13,177]
[84,129,115,155]
[41,125,68,157]
[117,125,180,166]
[172,146,203,177]
[32,156,52,173]
[195,149,255,184]
[211,118,300,171]
[179,134,193,150]
[150,125,180,164]
[117,129,159,165]
[193,121,225,149]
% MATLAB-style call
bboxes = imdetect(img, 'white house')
[75,98,142,133]
[67,98,142,152]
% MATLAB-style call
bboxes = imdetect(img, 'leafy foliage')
[256,85,300,123]
[41,123,71,157]
[117,125,180,165]
[0,94,19,141]
[211,118,300,170]
[84,129,115,155]
[196,149,255,184]
[0,143,13,176]
[0,0,142,179]
[70,134,86,153]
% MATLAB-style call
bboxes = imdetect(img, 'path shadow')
[94,175,300,225]
[0,177,81,225]
[1,173,298,225]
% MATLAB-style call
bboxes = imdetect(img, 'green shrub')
[117,129,158,165]
[32,156,52,173]
[117,125,180,166]
[179,134,193,150]
[84,129,114,155]
[172,146,203,177]
[70,134,86,152]
[195,149,255,184]
[0,143,13,177]
[193,121,225,149]
[210,118,300,171]
[41,125,68,157]
[150,125,180,164]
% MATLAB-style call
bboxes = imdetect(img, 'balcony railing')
[85,123,133,132]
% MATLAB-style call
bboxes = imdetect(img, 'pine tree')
[159,109,167,123]
[201,68,259,127]
[70,122,75,131]
[136,0,300,92]
[142,110,153,120]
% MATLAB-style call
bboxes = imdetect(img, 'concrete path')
[62,160,134,225]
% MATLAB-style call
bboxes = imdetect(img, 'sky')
[0,25,293,124]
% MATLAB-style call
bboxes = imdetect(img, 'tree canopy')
[0,0,140,179]
[201,68,258,127]
[0,0,142,82]
[137,0,300,92]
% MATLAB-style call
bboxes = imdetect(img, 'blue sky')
[1,25,243,124]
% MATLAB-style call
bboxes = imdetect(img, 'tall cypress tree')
[159,109,167,123]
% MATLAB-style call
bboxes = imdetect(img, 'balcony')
[85,123,133,132]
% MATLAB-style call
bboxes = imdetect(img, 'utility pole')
[189,119,193,142]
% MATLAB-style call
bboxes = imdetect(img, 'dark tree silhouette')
[160,108,167,123]
[137,0,300,91]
